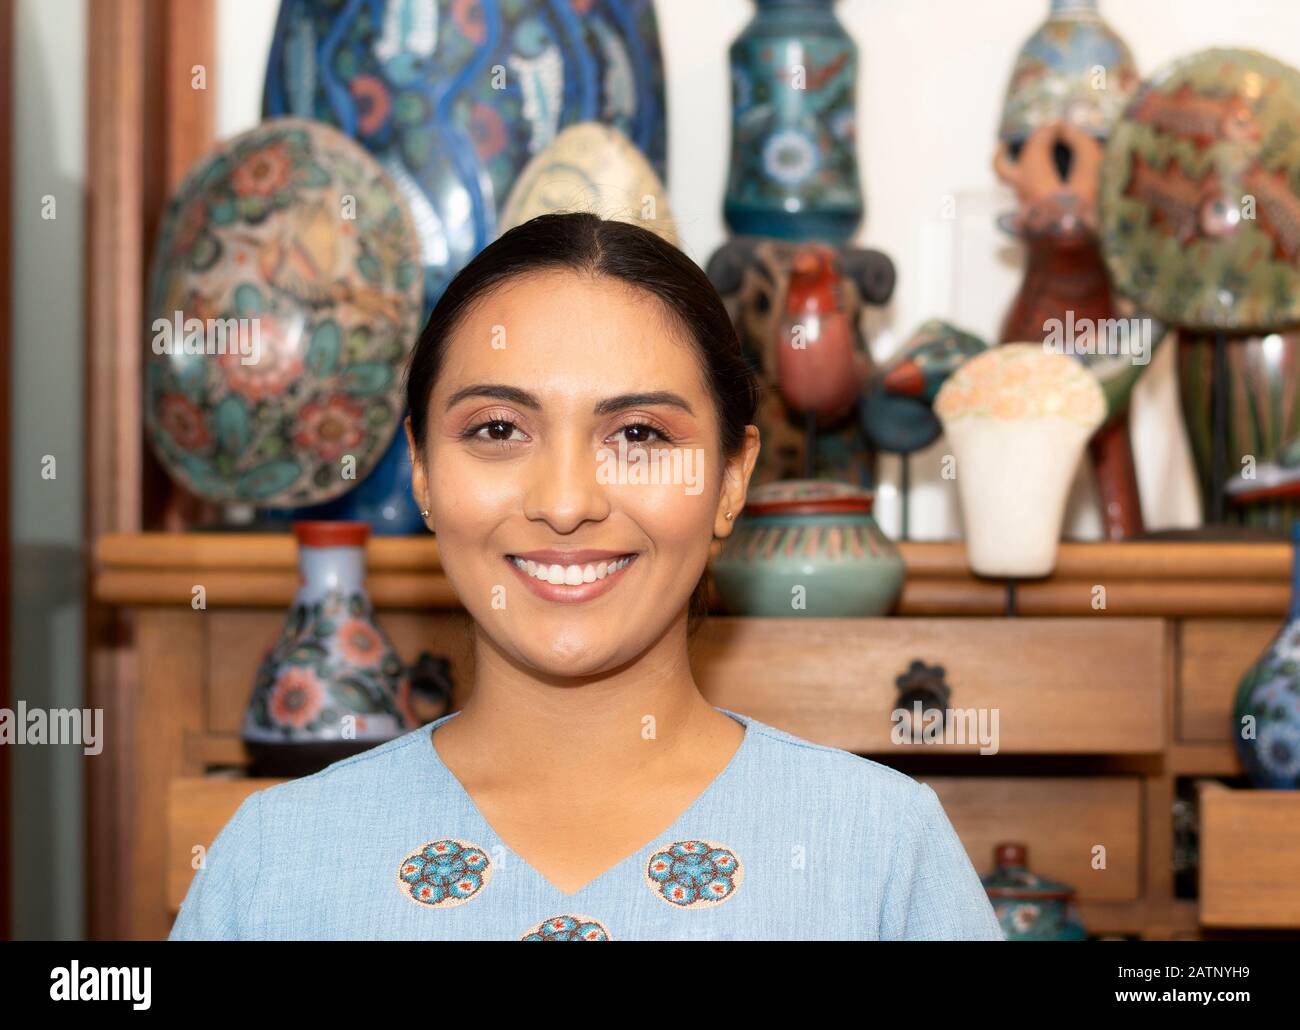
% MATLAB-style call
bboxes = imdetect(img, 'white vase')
[935,344,1105,577]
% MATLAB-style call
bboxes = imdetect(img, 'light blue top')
[170,707,1005,941]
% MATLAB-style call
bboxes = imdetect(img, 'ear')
[714,425,762,538]
[404,415,428,517]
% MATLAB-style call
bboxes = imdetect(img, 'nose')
[520,426,612,532]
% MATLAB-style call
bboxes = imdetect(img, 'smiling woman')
[168,212,1004,941]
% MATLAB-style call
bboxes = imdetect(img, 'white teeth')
[509,555,635,585]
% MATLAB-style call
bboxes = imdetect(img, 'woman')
[171,212,1003,941]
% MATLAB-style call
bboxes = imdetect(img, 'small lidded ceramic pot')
[981,843,1088,941]
[710,479,904,616]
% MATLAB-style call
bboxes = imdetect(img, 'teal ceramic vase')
[981,843,1088,941]
[710,479,903,616]
[1232,520,1300,787]
[723,0,862,242]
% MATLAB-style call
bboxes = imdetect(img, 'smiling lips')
[504,550,640,602]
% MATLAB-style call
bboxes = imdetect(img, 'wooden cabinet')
[1197,781,1300,929]
[92,536,1300,939]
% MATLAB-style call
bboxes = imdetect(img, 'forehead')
[437,268,706,395]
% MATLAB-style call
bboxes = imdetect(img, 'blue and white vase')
[243,521,415,777]
[723,0,862,242]
[1232,521,1300,789]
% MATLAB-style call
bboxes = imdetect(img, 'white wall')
[215,0,1300,539]
[10,0,86,939]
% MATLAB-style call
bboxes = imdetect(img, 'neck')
[442,607,722,787]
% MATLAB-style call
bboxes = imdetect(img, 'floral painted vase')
[981,843,1088,941]
[723,0,862,242]
[998,0,1138,147]
[1100,48,1300,332]
[243,521,415,776]
[710,479,904,616]
[264,0,668,307]
[1232,521,1300,788]
[934,344,1106,578]
[144,118,424,510]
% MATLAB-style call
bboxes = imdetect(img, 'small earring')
[725,511,734,520]
[420,509,430,517]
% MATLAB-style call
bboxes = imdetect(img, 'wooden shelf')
[93,534,1296,616]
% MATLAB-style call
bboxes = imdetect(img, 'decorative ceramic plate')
[144,118,424,508]
[1100,48,1300,331]
[263,0,668,308]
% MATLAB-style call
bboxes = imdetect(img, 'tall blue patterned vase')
[1232,520,1300,788]
[724,0,862,242]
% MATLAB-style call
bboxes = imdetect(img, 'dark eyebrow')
[445,384,540,412]
[445,384,695,417]
[594,391,695,417]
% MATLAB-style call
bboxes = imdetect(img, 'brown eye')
[464,418,525,445]
[614,421,674,446]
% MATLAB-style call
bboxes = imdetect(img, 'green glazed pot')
[711,479,904,616]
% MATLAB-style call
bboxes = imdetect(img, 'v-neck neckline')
[424,707,754,899]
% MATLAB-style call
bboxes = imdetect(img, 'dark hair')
[405,211,761,632]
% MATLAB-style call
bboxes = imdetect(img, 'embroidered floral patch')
[521,914,611,941]
[645,839,743,907]
[397,838,492,908]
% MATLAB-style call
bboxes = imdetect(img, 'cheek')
[613,479,716,551]
[426,449,519,530]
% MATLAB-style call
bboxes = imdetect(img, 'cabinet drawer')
[693,618,1166,753]
[1198,781,1300,928]
[1178,619,1278,742]
[167,777,284,913]
[920,776,1142,902]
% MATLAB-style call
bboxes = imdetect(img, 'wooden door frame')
[84,0,214,939]
[1,0,13,943]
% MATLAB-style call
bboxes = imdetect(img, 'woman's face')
[407,268,759,677]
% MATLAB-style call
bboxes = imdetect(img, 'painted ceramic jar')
[499,122,679,244]
[243,521,415,776]
[144,118,424,510]
[998,0,1138,147]
[264,0,668,307]
[710,479,903,616]
[1100,48,1300,332]
[1232,520,1300,788]
[934,344,1106,578]
[1180,330,1300,528]
[723,0,862,242]
[981,843,1088,941]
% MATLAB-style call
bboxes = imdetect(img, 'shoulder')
[733,710,934,822]
[240,722,442,821]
